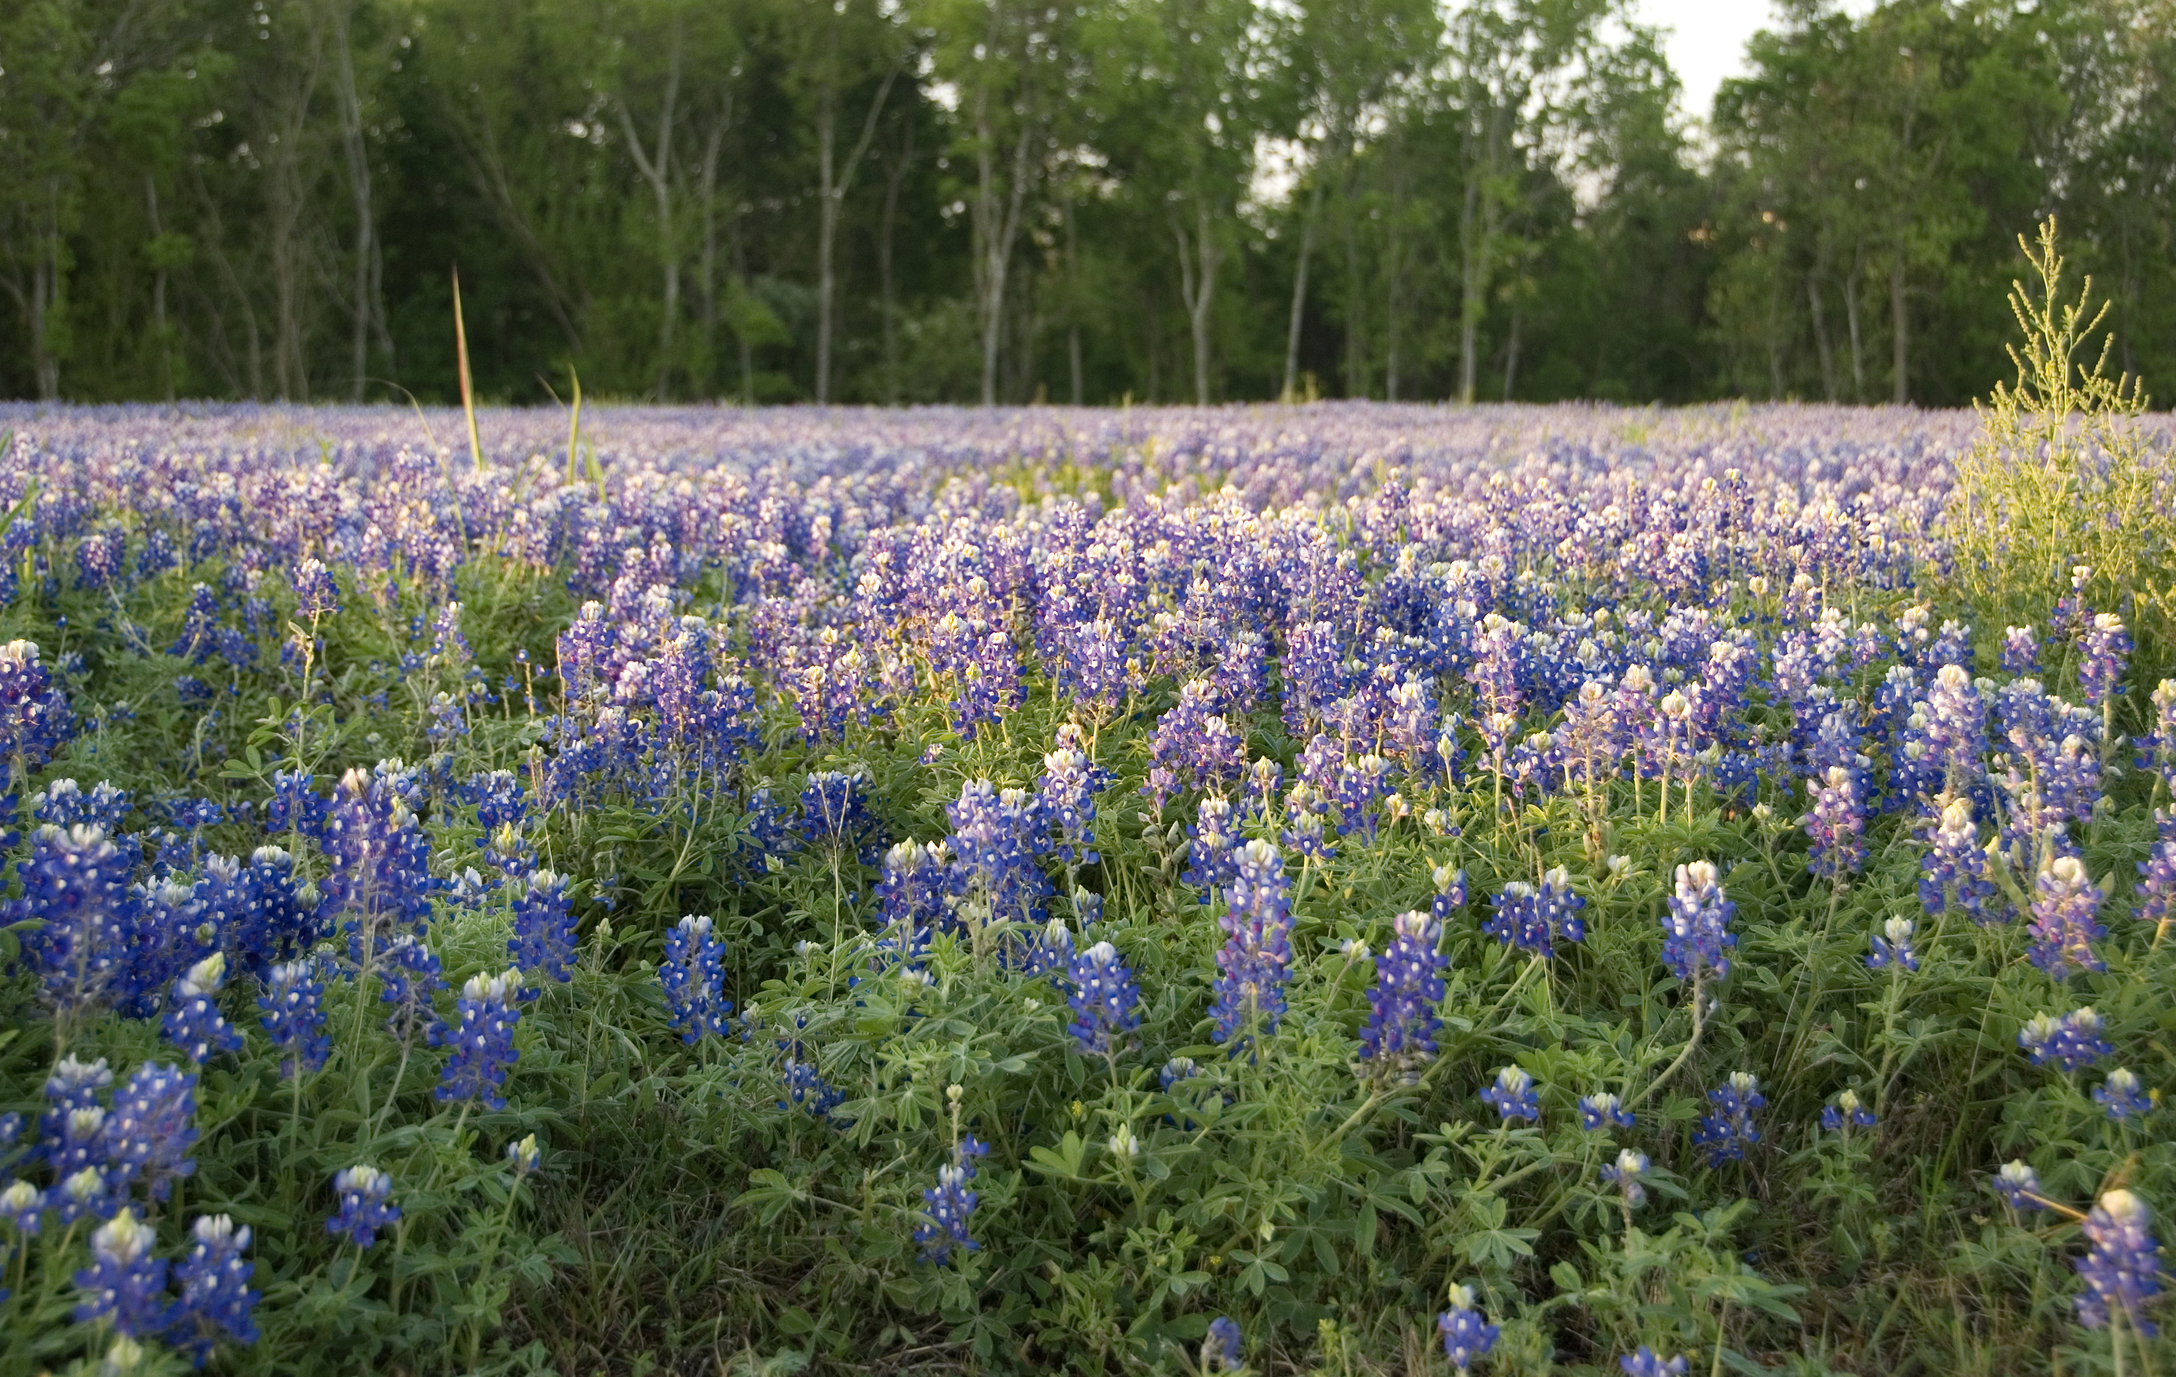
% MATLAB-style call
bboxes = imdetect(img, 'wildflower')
[2019,1008,2115,1072]
[16,823,139,1022]
[2079,614,2133,711]
[166,1215,260,1363]
[1038,733,1111,866]
[73,1208,167,1337]
[1579,1093,1635,1132]
[780,1059,847,1121]
[377,934,448,1042]
[1486,868,1585,957]
[915,1136,990,1265]
[2027,856,2107,980]
[2001,626,2040,678]
[1867,916,1918,972]
[102,1062,198,1201]
[1599,1148,1650,1207]
[2075,1189,2164,1336]
[506,1134,543,1176]
[1619,1349,1689,1377]
[2,1179,45,1234]
[1066,940,1143,1056]
[1692,1072,1764,1167]
[1204,1315,1243,1372]
[1107,1124,1141,1160]
[509,870,578,991]
[1820,1089,1877,1133]
[1211,840,1294,1047]
[327,1166,399,1248]
[162,953,243,1064]
[433,968,524,1110]
[1803,765,1866,879]
[292,557,340,620]
[1661,860,1736,982]
[1184,797,1245,898]
[1438,1284,1500,1373]
[1430,863,1468,920]
[1920,796,1998,925]
[2095,1069,2153,1122]
[1160,1057,1199,1092]
[1359,911,1447,1075]
[660,915,732,1043]
[258,958,330,1081]
[1481,1066,1539,1123]
[1992,1161,2047,1212]
[799,769,888,862]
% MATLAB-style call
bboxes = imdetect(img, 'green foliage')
[1947,218,2176,687]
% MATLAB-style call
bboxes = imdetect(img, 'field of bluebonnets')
[5,309,2176,1373]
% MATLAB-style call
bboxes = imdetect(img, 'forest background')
[3,0,2173,410]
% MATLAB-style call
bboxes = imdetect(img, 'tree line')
[2,0,2171,408]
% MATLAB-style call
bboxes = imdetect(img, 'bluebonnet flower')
[0,1178,42,1234]
[1486,868,1585,957]
[1803,765,1865,880]
[1359,911,1447,1075]
[2001,626,2040,678]
[1619,1348,1688,1377]
[327,1165,399,1248]
[1992,1161,2047,1212]
[1661,860,1736,982]
[915,1136,990,1265]
[316,766,437,968]
[41,1057,114,1201]
[0,639,77,775]
[2027,856,2106,980]
[1920,797,1999,924]
[1598,1147,1650,1207]
[163,953,243,1064]
[1066,940,1142,1057]
[1430,863,1468,921]
[33,777,131,829]
[2075,1189,2163,1336]
[780,1058,848,1120]
[1160,1057,1200,1092]
[1692,1072,1764,1167]
[1579,1093,1635,1131]
[258,958,330,1080]
[1149,679,1246,796]
[1867,916,1918,972]
[509,869,578,992]
[292,557,340,620]
[1438,1284,1499,1373]
[166,1214,260,1363]
[103,1062,198,1201]
[1820,1089,1877,1133]
[432,969,523,1110]
[507,1133,543,1176]
[660,915,731,1043]
[16,823,140,1023]
[1038,729,1111,867]
[947,779,1052,935]
[1211,840,1294,1047]
[799,769,888,863]
[1204,1314,1244,1372]
[2137,810,2176,938]
[73,1208,167,1337]
[2095,1069,2153,1122]
[1481,1066,1540,1122]
[2019,1008,2114,1072]
[1278,807,1334,863]
[2079,613,2133,712]
[1183,797,1245,899]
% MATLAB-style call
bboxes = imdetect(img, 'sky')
[1638,0,1877,125]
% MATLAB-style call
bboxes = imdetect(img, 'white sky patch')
[1638,0,1876,130]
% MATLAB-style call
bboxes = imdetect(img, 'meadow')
[1,378,2174,1376]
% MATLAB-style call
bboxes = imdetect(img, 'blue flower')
[1,1179,45,1235]
[2076,1189,2163,1335]
[327,1165,399,1248]
[915,1136,990,1265]
[1991,1161,2046,1212]
[1579,1093,1635,1132]
[1866,916,1918,972]
[1819,1089,1876,1133]
[166,1214,260,1363]
[378,934,448,1042]
[1212,840,1294,1048]
[2027,856,2106,980]
[1066,940,1142,1057]
[258,959,330,1081]
[162,953,244,1064]
[1480,1066,1539,1123]
[2019,1007,2114,1072]
[73,1208,167,1336]
[1359,911,1447,1074]
[660,915,732,1043]
[509,869,578,992]
[1619,1347,1689,1377]
[103,1062,198,1202]
[1205,1315,1243,1372]
[1438,1285,1500,1372]
[1691,1072,1764,1167]
[2095,1069,2153,1122]
[1661,860,1735,981]
[1599,1148,1650,1207]
[1486,868,1585,957]
[432,969,524,1110]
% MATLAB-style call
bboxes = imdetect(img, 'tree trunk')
[1889,250,1908,404]
[1063,188,1081,405]
[972,85,1036,406]
[1807,272,1836,402]
[1501,306,1521,401]
[145,175,173,400]
[330,0,375,401]
[879,114,912,403]
[31,192,60,400]
[1172,205,1221,406]
[814,56,898,404]
[1844,243,1865,401]
[1282,172,1326,402]
[697,93,731,397]
[266,29,325,403]
[618,26,683,400]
